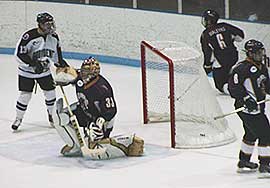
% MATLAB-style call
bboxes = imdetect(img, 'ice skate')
[258,164,270,178]
[237,160,258,173]
[11,118,22,131]
[47,110,54,128]
[56,98,63,113]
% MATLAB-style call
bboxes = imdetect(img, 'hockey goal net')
[140,40,236,148]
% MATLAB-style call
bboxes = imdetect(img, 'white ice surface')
[0,54,269,188]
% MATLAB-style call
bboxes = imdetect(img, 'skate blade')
[258,173,270,179]
[49,122,55,128]
[12,129,21,133]
[11,126,21,133]
[237,167,257,174]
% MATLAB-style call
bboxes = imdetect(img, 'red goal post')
[140,40,236,149]
[141,40,176,147]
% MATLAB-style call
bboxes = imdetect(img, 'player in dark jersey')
[74,57,117,139]
[11,12,68,131]
[228,39,270,175]
[54,57,117,156]
[200,9,244,94]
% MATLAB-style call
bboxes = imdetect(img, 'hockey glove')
[55,66,78,86]
[243,96,258,112]
[31,59,50,74]
[89,122,104,141]
[33,61,44,74]
[96,117,106,128]
[87,117,106,141]
[203,65,213,75]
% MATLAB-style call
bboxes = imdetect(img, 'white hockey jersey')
[15,28,65,78]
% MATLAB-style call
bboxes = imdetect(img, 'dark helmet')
[80,57,100,84]
[201,9,219,28]
[37,12,54,24]
[244,39,265,62]
[36,12,56,34]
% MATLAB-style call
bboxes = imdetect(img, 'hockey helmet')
[201,9,219,28]
[80,57,100,84]
[37,12,56,34]
[244,39,265,62]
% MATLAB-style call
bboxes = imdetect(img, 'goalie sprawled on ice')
[53,57,144,159]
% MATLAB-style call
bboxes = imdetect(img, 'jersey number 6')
[216,33,227,50]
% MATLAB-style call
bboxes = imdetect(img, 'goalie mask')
[201,9,219,28]
[244,39,266,63]
[37,12,56,35]
[80,57,100,84]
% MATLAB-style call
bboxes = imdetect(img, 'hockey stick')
[34,81,38,94]
[59,86,106,158]
[214,98,270,120]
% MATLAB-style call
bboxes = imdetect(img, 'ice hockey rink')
[0,54,269,188]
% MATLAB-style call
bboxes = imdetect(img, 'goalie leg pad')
[108,134,144,156]
[127,136,144,156]
[88,134,144,160]
[110,134,144,156]
[89,140,126,160]
[53,111,82,156]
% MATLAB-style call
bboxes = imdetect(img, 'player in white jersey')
[11,12,68,131]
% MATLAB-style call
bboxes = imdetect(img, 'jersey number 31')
[105,97,115,108]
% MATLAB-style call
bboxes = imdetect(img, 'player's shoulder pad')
[99,75,111,89]
[232,61,247,73]
[95,76,111,94]
[238,60,259,74]
[201,29,208,36]
[218,22,233,29]
[238,60,257,74]
[222,22,242,30]
[20,28,40,44]
[201,29,210,42]
[217,22,227,25]
[52,33,59,40]
[218,22,232,26]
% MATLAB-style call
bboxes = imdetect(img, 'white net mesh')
[144,41,236,148]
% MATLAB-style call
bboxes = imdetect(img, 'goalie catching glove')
[54,66,78,86]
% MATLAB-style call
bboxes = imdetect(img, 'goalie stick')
[59,86,106,158]
[214,98,270,120]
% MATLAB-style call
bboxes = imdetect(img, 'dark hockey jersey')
[200,22,244,69]
[228,59,270,114]
[74,75,117,123]
[15,28,66,78]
